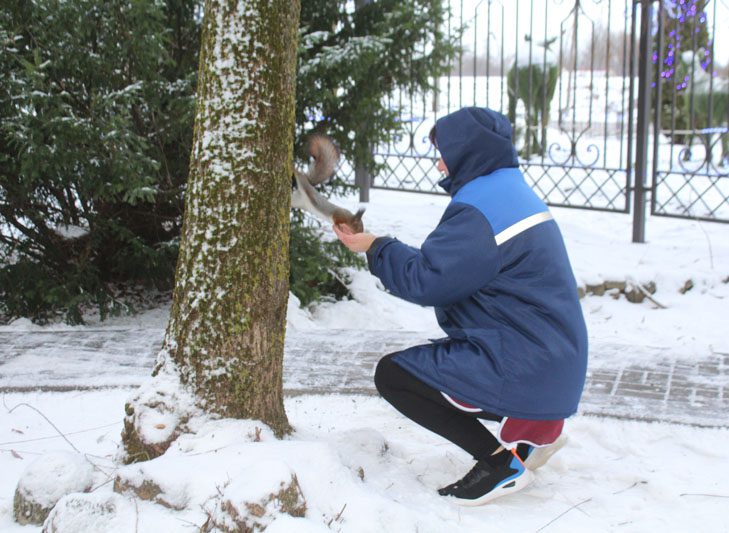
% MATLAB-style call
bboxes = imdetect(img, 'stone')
[202,471,306,532]
[585,283,606,296]
[42,492,135,532]
[679,279,694,294]
[604,280,627,292]
[113,476,183,510]
[624,280,656,304]
[13,451,94,526]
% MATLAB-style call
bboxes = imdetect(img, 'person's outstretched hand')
[333,224,377,253]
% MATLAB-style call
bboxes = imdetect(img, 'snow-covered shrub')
[289,221,365,307]
[0,0,198,324]
[13,451,94,525]
[0,0,456,325]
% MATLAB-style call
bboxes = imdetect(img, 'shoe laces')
[459,460,492,487]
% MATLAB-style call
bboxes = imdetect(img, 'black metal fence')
[348,0,729,240]
[650,0,729,225]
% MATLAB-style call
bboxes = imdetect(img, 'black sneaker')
[438,452,534,506]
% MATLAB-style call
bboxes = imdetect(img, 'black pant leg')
[374,353,503,461]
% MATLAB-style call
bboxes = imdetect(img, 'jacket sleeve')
[365,202,502,307]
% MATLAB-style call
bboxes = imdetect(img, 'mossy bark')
[124,0,301,451]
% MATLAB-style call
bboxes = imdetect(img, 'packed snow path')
[0,328,726,428]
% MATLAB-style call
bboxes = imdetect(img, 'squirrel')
[291,135,365,234]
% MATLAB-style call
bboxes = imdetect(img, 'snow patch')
[309,268,438,332]
[4,318,40,331]
[286,292,317,331]
[52,224,89,240]
[120,353,202,463]
[220,460,295,504]
[132,367,196,447]
[265,514,330,533]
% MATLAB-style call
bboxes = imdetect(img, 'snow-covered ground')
[1,188,729,531]
[3,391,729,532]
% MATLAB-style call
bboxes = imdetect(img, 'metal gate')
[649,0,729,226]
[352,0,729,241]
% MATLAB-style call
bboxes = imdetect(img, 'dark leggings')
[374,353,503,461]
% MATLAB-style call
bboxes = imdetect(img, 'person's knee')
[374,353,399,398]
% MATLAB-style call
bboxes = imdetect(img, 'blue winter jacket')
[366,107,588,420]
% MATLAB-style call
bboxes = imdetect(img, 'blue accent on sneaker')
[437,451,535,504]
[495,454,526,489]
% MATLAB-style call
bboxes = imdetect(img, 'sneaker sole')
[524,434,568,470]
[451,468,535,507]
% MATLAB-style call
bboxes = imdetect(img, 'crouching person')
[333,106,588,505]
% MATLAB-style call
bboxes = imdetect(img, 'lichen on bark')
[122,0,301,460]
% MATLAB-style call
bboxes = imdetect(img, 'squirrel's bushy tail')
[306,135,340,185]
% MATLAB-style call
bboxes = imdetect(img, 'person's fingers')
[333,225,356,249]
[334,225,374,252]
[335,229,350,243]
[334,223,354,236]
[333,225,348,240]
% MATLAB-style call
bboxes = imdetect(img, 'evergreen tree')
[0,0,454,323]
[297,0,453,172]
[290,0,454,306]
[0,0,199,323]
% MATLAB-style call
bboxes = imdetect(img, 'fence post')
[354,147,371,203]
[355,0,372,203]
[632,0,653,243]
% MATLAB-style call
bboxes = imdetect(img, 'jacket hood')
[435,107,519,195]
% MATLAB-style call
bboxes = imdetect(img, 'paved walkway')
[0,328,727,428]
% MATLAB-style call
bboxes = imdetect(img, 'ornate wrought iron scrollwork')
[675,128,729,175]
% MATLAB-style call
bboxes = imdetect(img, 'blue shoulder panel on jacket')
[451,168,548,236]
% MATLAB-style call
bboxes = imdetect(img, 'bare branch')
[536,498,592,532]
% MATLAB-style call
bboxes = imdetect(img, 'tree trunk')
[122,0,300,460]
